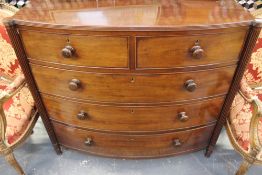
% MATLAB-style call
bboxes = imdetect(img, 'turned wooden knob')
[68,79,81,91]
[77,110,88,120]
[61,45,75,58]
[178,112,189,122]
[190,42,204,59]
[173,139,182,147]
[84,138,93,146]
[184,79,197,92]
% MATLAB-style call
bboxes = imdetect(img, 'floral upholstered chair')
[0,3,39,175]
[226,10,262,175]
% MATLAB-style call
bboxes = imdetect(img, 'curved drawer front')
[137,30,247,68]
[31,65,236,103]
[53,122,215,158]
[43,94,224,132]
[21,30,129,68]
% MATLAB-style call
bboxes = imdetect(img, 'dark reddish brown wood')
[52,121,215,158]
[30,64,236,104]
[205,23,262,157]
[42,94,225,133]
[4,22,62,155]
[136,30,247,69]
[20,30,129,68]
[3,0,253,31]
[3,0,259,159]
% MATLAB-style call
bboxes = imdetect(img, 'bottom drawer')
[53,122,215,158]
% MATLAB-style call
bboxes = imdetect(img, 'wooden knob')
[173,139,182,147]
[184,79,197,92]
[178,112,189,122]
[69,79,81,91]
[77,110,88,120]
[61,45,75,58]
[190,41,204,59]
[84,138,93,146]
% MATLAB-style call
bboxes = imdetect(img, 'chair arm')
[237,78,262,153]
[0,74,26,102]
[239,78,258,103]
[0,74,26,142]
[249,97,262,154]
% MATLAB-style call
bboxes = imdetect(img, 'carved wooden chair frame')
[0,3,39,175]
[226,81,262,175]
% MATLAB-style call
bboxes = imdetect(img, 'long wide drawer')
[31,64,236,103]
[20,30,129,68]
[136,29,247,69]
[44,94,224,132]
[53,122,215,158]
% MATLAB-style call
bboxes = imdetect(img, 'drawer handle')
[178,112,189,122]
[61,45,75,58]
[184,79,197,92]
[84,138,93,146]
[69,79,81,91]
[77,110,88,120]
[190,41,204,59]
[173,139,182,147]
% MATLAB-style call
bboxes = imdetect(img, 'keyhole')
[195,40,200,45]
[67,38,70,44]
[130,77,135,83]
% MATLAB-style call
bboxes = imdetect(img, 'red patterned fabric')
[229,79,262,155]
[229,12,262,157]
[244,32,262,87]
[0,13,21,78]
[0,10,34,145]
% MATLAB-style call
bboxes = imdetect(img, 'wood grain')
[20,30,129,68]
[53,121,215,158]
[205,25,262,157]
[3,0,253,31]
[3,0,257,158]
[42,94,225,133]
[136,30,247,68]
[4,23,62,154]
[31,64,236,103]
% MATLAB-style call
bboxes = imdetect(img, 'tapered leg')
[5,151,25,175]
[235,159,252,175]
[205,145,214,157]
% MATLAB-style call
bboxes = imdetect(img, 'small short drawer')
[136,29,247,69]
[43,94,224,132]
[20,30,129,68]
[31,64,236,103]
[53,121,215,158]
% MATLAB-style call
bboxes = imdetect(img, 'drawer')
[53,121,215,158]
[44,94,224,132]
[20,30,129,68]
[32,64,236,103]
[136,30,247,68]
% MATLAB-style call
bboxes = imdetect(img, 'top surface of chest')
[5,0,254,31]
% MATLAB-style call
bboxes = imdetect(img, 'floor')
[0,119,261,175]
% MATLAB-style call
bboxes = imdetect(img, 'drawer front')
[44,94,224,132]
[137,30,247,68]
[21,30,129,68]
[32,64,236,103]
[53,122,215,158]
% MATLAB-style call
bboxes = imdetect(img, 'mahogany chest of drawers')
[4,0,261,158]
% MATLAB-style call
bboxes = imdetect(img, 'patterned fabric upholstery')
[0,10,21,78]
[229,79,262,155]
[0,8,34,145]
[229,11,262,158]
[244,31,262,87]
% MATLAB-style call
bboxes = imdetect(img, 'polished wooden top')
[4,0,254,31]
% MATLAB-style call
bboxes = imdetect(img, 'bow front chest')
[4,0,260,158]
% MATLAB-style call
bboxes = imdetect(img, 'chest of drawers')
[4,0,261,158]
